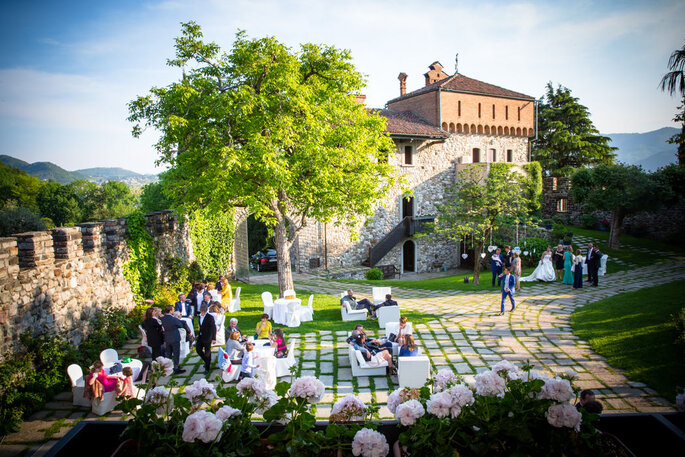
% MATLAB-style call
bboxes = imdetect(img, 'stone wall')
[0,210,192,359]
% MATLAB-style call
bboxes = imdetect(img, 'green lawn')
[570,280,685,401]
[225,282,443,336]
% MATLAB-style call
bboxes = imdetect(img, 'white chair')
[283,289,296,299]
[217,347,239,382]
[397,356,431,389]
[229,287,241,312]
[299,295,314,322]
[138,325,148,347]
[262,291,274,319]
[372,287,392,305]
[179,328,190,360]
[67,364,91,407]
[100,349,118,368]
[209,289,220,302]
[385,322,414,356]
[599,254,608,276]
[377,306,401,329]
[349,346,387,376]
[285,300,302,327]
[341,302,367,321]
[275,341,297,377]
[91,390,118,416]
[214,313,226,346]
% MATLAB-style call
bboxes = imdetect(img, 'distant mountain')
[0,155,158,186]
[605,127,679,171]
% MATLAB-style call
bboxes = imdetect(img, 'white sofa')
[376,306,401,329]
[372,286,392,305]
[397,355,431,389]
[349,345,387,376]
[341,302,367,321]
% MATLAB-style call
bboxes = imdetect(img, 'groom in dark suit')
[588,245,602,287]
[498,266,516,316]
[196,303,217,375]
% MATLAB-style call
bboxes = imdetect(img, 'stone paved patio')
[2,252,682,457]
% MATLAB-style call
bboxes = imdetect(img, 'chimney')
[424,61,448,86]
[398,72,407,96]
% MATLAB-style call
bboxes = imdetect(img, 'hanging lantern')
[514,246,521,253]
[461,253,468,259]
[480,252,486,258]
[523,251,529,256]
[487,246,495,253]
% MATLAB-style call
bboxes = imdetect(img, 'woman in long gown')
[519,248,556,282]
[563,246,574,285]
[572,249,583,289]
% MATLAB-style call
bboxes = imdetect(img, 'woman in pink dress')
[87,361,119,393]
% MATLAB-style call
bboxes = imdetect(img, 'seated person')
[209,302,225,330]
[174,293,193,318]
[87,361,119,393]
[341,289,374,312]
[270,328,288,358]
[225,318,242,342]
[370,293,398,318]
[576,389,596,410]
[346,324,365,344]
[346,324,392,351]
[225,331,246,364]
[399,334,419,357]
[353,334,396,375]
[394,316,409,346]
[255,314,273,339]
[117,367,135,399]
[583,400,604,415]
[239,343,259,380]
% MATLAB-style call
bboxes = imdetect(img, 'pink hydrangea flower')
[182,411,223,443]
[332,395,366,421]
[216,405,242,421]
[184,378,217,404]
[539,378,574,403]
[546,403,582,432]
[351,428,389,457]
[395,399,425,426]
[474,370,506,397]
[290,376,325,403]
[433,369,460,392]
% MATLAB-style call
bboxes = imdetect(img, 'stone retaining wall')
[0,210,192,359]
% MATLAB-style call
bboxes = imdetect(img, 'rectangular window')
[458,100,461,116]
[557,198,568,213]
[505,106,509,120]
[472,148,481,163]
[404,145,413,165]
[492,104,496,119]
[490,148,496,162]
[506,149,513,162]
[478,103,481,118]
[518,106,521,121]
[552,177,558,190]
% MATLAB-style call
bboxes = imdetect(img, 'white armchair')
[67,364,91,407]
[99,349,118,369]
[349,345,387,377]
[397,356,431,388]
[376,306,401,329]
[341,302,367,321]
[299,295,314,322]
[262,291,274,319]
[283,289,296,299]
[275,341,297,377]
[372,286,392,305]
[229,287,241,312]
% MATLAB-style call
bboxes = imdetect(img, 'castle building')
[234,62,536,279]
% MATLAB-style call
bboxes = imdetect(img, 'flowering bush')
[398,362,602,456]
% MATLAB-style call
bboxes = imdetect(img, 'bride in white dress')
[519,248,556,282]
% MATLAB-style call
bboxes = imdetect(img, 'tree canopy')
[659,42,685,165]
[532,83,616,176]
[430,163,532,284]
[128,22,398,293]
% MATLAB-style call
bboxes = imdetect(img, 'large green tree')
[533,83,616,176]
[571,164,661,249]
[430,164,531,284]
[37,182,81,227]
[659,42,685,165]
[128,23,397,294]
[0,162,42,212]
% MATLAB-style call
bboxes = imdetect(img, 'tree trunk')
[472,244,483,284]
[274,216,294,297]
[608,208,624,250]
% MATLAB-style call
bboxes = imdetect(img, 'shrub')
[365,268,383,280]
[188,261,204,284]
[580,214,598,229]
[162,255,191,294]
[519,237,550,268]
[0,207,46,236]
[550,223,568,243]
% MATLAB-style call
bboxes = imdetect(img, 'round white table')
[105,358,143,381]
[273,298,302,325]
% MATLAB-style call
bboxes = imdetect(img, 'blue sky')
[1,0,683,174]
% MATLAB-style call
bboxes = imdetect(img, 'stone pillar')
[16,232,54,269]
[51,227,83,260]
[0,237,19,280]
[78,222,104,252]
[104,218,126,249]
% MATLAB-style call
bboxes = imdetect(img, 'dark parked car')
[250,249,278,272]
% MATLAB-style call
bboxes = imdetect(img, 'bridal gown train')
[519,254,556,282]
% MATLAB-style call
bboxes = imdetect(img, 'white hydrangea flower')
[351,428,389,457]
[427,391,454,418]
[546,403,582,432]
[433,369,460,392]
[539,378,574,403]
[182,411,223,443]
[331,395,366,421]
[144,386,172,409]
[474,370,506,397]
[216,405,242,421]
[184,378,217,404]
[151,356,174,376]
[492,360,518,378]
[289,376,325,404]
[236,377,277,413]
[395,399,425,426]
[447,384,475,408]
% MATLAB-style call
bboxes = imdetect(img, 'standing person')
[491,248,503,287]
[585,243,595,285]
[220,277,232,311]
[589,245,602,287]
[563,246,574,285]
[174,293,193,319]
[187,282,205,318]
[142,307,164,359]
[196,303,216,375]
[553,245,565,280]
[502,245,513,270]
[573,249,584,289]
[215,276,224,292]
[239,343,259,380]
[498,266,516,316]
[511,252,522,292]
[160,305,186,374]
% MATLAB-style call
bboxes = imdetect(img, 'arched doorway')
[402,240,415,273]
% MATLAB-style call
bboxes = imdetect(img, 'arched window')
[557,198,568,213]
[456,123,463,133]
[516,127,521,136]
[504,126,509,135]
[497,126,503,135]
[442,122,448,130]
[458,100,461,116]
[491,125,496,135]
[478,103,481,118]
[477,125,483,134]
[463,124,469,134]
[490,148,497,162]
[484,125,490,135]
[449,122,455,133]
[470,124,476,133]
[472,148,481,163]
[522,127,528,136]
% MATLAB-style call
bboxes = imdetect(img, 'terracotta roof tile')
[387,73,534,104]
[373,109,448,138]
